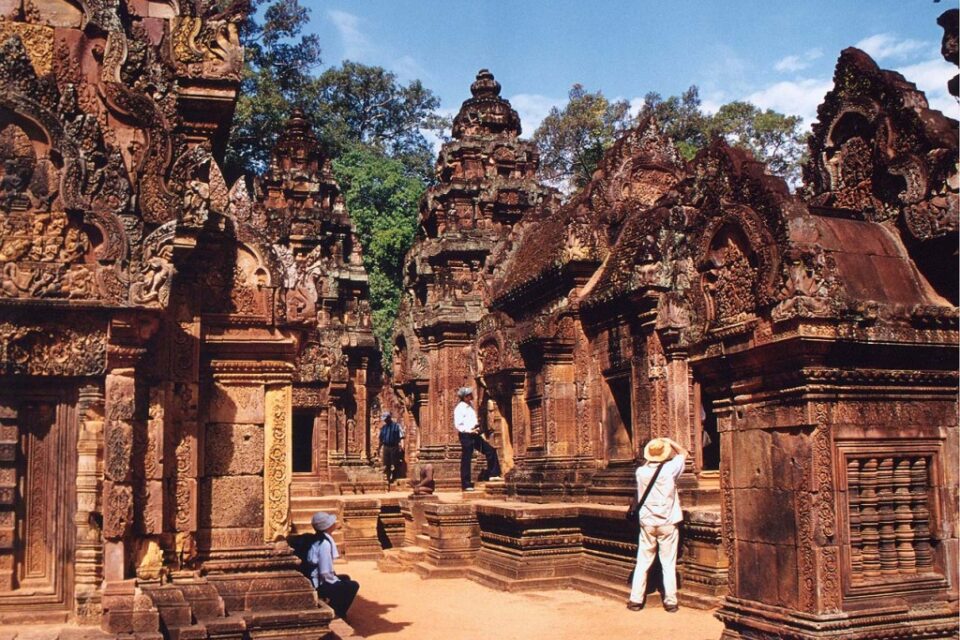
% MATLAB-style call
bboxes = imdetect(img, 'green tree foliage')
[706,101,806,186]
[532,84,632,193]
[307,61,449,181]
[226,3,446,182]
[540,84,807,192]
[639,86,807,184]
[637,86,711,161]
[226,0,323,178]
[332,147,424,360]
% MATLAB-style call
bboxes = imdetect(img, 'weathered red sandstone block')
[199,476,263,529]
[204,423,265,476]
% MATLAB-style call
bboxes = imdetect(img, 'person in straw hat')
[307,512,359,619]
[453,386,501,491]
[627,437,688,613]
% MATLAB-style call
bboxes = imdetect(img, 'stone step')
[414,534,430,547]
[166,625,207,640]
[171,579,226,621]
[375,549,406,573]
[467,566,573,592]
[291,482,340,498]
[397,545,428,564]
[203,615,246,640]
[140,585,193,629]
[412,562,469,580]
[324,618,364,639]
[570,573,636,603]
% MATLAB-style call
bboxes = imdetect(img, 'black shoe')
[663,603,679,613]
[626,600,644,611]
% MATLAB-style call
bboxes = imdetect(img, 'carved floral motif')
[264,386,291,542]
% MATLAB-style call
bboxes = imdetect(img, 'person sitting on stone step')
[307,512,360,619]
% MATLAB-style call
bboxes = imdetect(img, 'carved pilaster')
[264,384,292,542]
[75,384,105,620]
[103,368,137,583]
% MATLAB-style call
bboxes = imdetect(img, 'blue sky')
[305,1,958,136]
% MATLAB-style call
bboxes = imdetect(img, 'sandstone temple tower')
[390,70,557,487]
[246,109,383,494]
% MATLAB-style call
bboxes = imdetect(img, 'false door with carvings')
[0,388,77,619]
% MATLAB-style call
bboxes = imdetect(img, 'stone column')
[510,375,529,460]
[341,498,382,559]
[172,382,199,568]
[134,384,169,581]
[101,363,162,636]
[103,367,137,582]
[313,404,329,481]
[75,384,105,620]
[353,357,370,463]
[0,401,16,592]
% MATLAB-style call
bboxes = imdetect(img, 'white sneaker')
[464,487,476,492]
[488,476,503,481]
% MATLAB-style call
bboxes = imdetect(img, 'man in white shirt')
[454,387,501,491]
[627,437,688,613]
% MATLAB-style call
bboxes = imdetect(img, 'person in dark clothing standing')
[376,411,404,484]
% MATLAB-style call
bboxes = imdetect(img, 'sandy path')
[335,560,723,640]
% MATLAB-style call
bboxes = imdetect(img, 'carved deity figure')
[411,464,436,495]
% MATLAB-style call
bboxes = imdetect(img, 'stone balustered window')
[845,453,938,586]
[528,400,545,449]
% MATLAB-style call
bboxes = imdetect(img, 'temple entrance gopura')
[0,2,956,639]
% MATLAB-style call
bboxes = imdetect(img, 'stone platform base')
[718,598,960,640]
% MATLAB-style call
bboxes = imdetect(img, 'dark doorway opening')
[292,410,314,473]
[700,390,720,471]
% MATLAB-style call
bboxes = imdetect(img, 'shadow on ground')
[344,595,410,637]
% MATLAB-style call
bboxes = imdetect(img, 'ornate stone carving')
[0,317,106,376]
[264,385,291,542]
[171,11,244,81]
[701,226,759,327]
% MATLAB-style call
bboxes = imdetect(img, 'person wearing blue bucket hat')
[307,512,359,619]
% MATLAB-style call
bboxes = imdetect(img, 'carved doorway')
[0,385,77,622]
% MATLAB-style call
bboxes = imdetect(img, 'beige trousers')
[628,523,679,605]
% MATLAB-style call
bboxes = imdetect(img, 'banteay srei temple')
[0,1,956,639]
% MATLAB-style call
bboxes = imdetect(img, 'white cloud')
[702,47,750,97]
[393,55,432,83]
[744,78,834,128]
[894,58,960,119]
[628,96,646,118]
[327,10,372,61]
[854,33,929,61]
[508,93,565,135]
[699,89,729,116]
[421,106,457,154]
[327,10,431,83]
[774,48,823,73]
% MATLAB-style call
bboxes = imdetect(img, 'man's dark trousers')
[459,431,501,489]
[382,444,402,482]
[317,574,360,619]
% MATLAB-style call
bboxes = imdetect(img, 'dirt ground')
[334,560,724,640]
